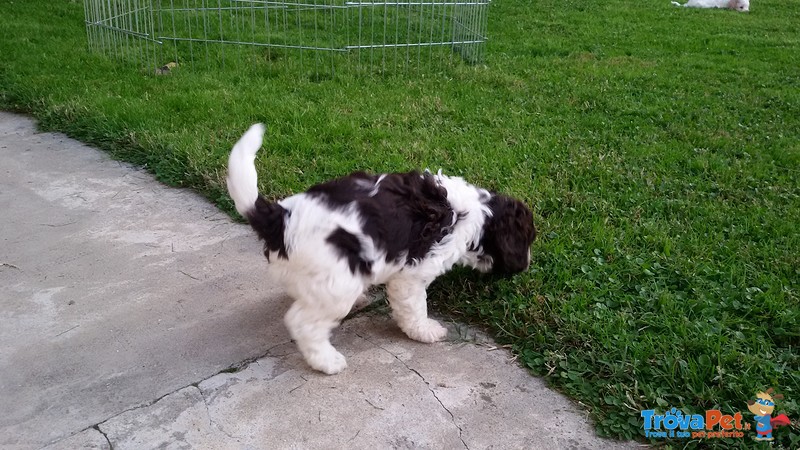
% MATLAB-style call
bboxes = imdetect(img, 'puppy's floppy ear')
[483,195,537,274]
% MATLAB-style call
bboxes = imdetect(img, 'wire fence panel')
[84,0,490,77]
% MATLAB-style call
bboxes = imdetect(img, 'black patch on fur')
[308,171,455,266]
[326,228,373,275]
[246,196,288,261]
[306,171,378,205]
[480,195,537,274]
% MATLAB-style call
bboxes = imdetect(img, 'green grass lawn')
[1,0,798,447]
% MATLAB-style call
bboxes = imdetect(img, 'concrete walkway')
[0,112,641,449]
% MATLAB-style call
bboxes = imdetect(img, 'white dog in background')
[671,0,749,11]
[226,124,537,374]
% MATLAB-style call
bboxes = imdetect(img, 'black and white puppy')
[227,124,536,374]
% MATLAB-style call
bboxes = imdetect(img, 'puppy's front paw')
[307,348,348,375]
[405,319,447,343]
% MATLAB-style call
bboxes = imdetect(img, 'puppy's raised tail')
[227,123,288,259]
[671,1,684,5]
[227,123,265,216]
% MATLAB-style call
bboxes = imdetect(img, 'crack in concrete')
[197,386,242,442]
[348,429,362,442]
[408,368,470,450]
[354,332,469,450]
[93,425,113,450]
[44,340,294,449]
[214,340,294,374]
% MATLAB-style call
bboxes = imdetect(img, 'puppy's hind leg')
[284,281,361,375]
[386,276,447,343]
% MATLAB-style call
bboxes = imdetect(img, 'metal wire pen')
[84,0,490,77]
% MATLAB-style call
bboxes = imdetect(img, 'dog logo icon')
[746,388,791,441]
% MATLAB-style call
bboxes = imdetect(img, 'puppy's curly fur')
[227,124,536,374]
